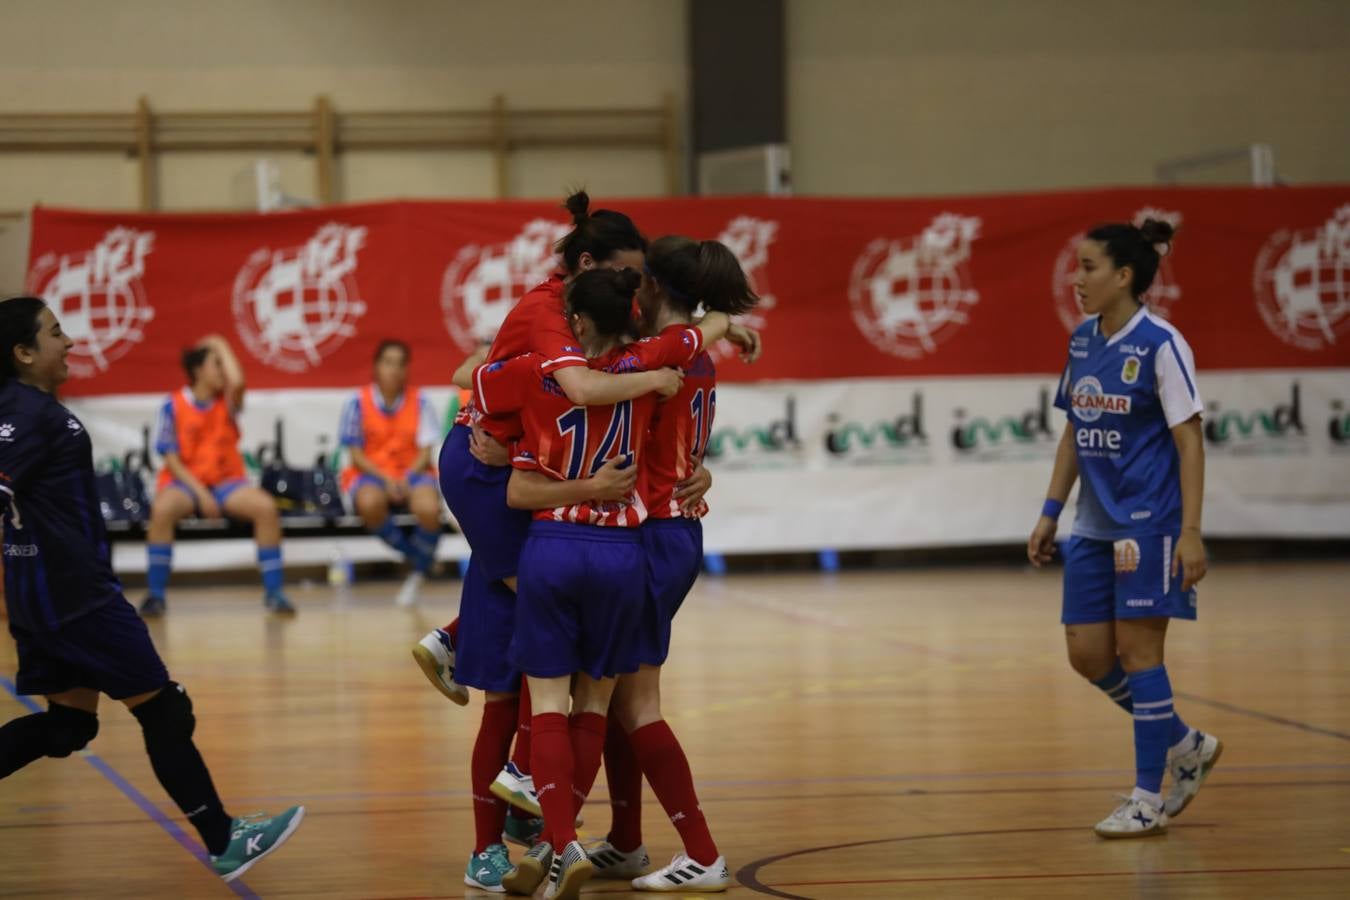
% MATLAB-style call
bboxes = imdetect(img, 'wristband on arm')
[1041,498,1064,521]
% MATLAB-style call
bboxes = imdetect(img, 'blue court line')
[1,675,259,899]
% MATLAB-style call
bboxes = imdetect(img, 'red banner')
[26,187,1350,396]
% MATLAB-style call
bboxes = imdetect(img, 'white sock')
[1131,786,1164,809]
[1168,726,1198,753]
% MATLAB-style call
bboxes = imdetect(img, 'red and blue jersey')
[454,275,589,444]
[640,324,717,520]
[473,325,703,527]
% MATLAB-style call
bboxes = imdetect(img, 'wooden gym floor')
[1,559,1347,899]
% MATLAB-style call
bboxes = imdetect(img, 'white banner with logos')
[65,370,1350,566]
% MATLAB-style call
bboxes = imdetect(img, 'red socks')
[630,720,719,865]
[511,678,532,774]
[604,718,645,852]
[470,697,517,853]
[568,712,608,816]
[530,713,577,846]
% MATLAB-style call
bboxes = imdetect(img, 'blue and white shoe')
[411,628,468,705]
[138,594,167,618]
[1094,794,1168,838]
[1165,729,1223,817]
[491,761,541,817]
[502,814,544,849]
[465,842,512,893]
[264,592,296,616]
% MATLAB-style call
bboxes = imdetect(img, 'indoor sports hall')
[0,3,1346,898]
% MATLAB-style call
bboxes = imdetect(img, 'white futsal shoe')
[1165,729,1224,817]
[410,628,468,705]
[585,839,650,878]
[631,853,731,892]
[491,761,541,816]
[1094,794,1168,838]
[491,763,585,825]
[394,571,424,607]
[543,840,594,900]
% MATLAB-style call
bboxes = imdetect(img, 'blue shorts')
[636,518,703,667]
[345,471,437,506]
[438,424,531,584]
[1062,533,1198,625]
[511,521,644,680]
[165,478,248,515]
[454,555,522,693]
[11,595,170,700]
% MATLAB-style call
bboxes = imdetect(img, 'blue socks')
[411,526,440,575]
[1092,659,1133,712]
[1127,665,1183,795]
[257,546,284,597]
[146,544,172,599]
[374,518,415,557]
[374,518,438,573]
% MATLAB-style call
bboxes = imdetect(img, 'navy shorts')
[636,518,703,667]
[438,424,531,584]
[454,555,522,693]
[511,521,644,681]
[11,596,170,700]
[1062,533,1198,625]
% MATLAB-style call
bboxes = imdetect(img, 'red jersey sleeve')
[629,325,704,371]
[531,304,589,374]
[472,354,539,417]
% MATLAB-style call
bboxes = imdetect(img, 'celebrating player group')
[0,191,1219,897]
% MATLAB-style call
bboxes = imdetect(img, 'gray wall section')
[689,0,786,154]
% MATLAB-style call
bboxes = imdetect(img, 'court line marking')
[734,826,1350,899]
[0,675,258,900]
[1176,691,1350,742]
[21,778,1343,835]
[710,581,1350,745]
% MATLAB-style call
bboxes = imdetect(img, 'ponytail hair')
[565,267,642,339]
[554,190,647,274]
[1086,218,1176,298]
[0,296,47,382]
[644,235,759,317]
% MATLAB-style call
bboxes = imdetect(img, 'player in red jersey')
[472,268,736,899]
[412,193,686,892]
[566,236,759,892]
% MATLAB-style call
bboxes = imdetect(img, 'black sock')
[0,714,51,778]
[131,685,233,856]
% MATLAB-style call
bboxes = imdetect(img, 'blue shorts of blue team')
[345,471,437,506]
[10,595,170,700]
[438,424,531,584]
[1061,533,1198,625]
[165,478,249,516]
[453,555,522,693]
[511,521,645,681]
[636,517,703,668]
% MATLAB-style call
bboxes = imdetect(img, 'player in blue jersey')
[0,297,304,883]
[1027,221,1222,838]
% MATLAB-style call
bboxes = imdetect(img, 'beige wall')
[0,0,686,213]
[3,0,1349,217]
[788,0,1350,195]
